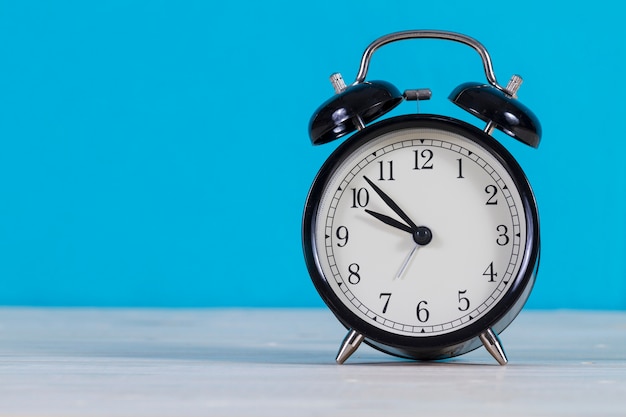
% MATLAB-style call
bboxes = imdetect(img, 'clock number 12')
[414,149,434,170]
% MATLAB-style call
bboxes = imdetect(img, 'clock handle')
[353,30,515,96]
[479,328,508,366]
[336,329,365,364]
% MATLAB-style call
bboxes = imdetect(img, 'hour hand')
[363,176,419,231]
[364,209,413,234]
[363,176,433,246]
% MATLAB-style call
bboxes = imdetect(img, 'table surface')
[0,308,625,417]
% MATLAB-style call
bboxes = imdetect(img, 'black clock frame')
[302,114,540,360]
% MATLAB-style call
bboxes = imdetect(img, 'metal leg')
[335,329,364,364]
[479,327,508,366]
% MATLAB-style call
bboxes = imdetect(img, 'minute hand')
[363,176,419,231]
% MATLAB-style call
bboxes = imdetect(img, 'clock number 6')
[416,300,430,323]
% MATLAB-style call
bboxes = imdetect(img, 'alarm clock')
[302,30,541,365]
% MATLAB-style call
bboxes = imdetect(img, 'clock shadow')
[20,339,498,366]
[340,358,502,367]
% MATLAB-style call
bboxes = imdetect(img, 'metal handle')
[353,30,513,95]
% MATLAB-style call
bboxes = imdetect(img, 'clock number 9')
[336,226,349,247]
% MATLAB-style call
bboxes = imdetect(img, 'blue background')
[1,0,624,309]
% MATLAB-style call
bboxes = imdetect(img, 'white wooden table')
[0,308,625,416]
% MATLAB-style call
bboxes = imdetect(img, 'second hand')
[396,243,420,280]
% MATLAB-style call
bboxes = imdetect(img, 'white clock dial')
[312,125,527,337]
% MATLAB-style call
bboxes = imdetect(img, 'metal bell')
[308,79,403,145]
[449,82,541,148]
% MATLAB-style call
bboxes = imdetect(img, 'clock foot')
[336,329,364,364]
[479,328,508,366]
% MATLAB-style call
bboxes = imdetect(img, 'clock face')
[304,116,537,346]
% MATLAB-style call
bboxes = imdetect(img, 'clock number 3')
[496,224,510,246]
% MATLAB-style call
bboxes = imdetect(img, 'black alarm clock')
[302,30,541,365]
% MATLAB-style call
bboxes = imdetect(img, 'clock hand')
[363,176,420,231]
[395,243,420,280]
[363,176,433,246]
[364,209,413,234]
[366,208,429,280]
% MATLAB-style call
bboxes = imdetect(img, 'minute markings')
[322,137,524,335]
